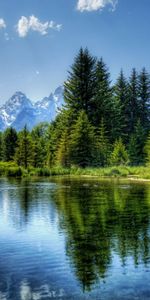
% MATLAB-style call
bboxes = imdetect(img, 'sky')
[0,0,150,104]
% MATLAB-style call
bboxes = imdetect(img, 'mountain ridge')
[0,86,64,131]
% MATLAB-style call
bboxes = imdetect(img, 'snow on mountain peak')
[0,86,64,131]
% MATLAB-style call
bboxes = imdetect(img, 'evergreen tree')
[128,120,146,165]
[128,135,137,166]
[64,48,96,118]
[15,126,33,169]
[32,139,46,168]
[95,118,110,167]
[138,68,150,132]
[2,127,18,161]
[91,58,113,129]
[47,109,75,167]
[31,124,48,167]
[70,111,96,167]
[128,68,139,134]
[110,138,129,166]
[144,133,150,166]
[56,128,70,167]
[47,123,57,168]
[0,132,2,161]
[114,70,129,140]
[110,96,124,142]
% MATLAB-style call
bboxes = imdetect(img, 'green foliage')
[2,127,18,161]
[144,132,150,166]
[138,68,150,132]
[110,138,129,166]
[128,68,139,134]
[64,48,96,117]
[56,128,70,167]
[114,70,129,141]
[128,120,146,165]
[95,118,110,166]
[15,125,33,169]
[70,111,96,167]
[0,132,3,161]
[5,166,23,177]
[90,59,112,128]
[31,124,48,168]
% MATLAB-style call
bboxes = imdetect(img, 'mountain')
[0,86,64,131]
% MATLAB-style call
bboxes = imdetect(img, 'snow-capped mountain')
[0,86,64,131]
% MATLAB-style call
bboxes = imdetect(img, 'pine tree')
[95,118,110,167]
[47,123,57,168]
[2,127,18,161]
[128,120,146,165]
[128,135,137,166]
[0,132,2,161]
[56,128,70,167]
[128,68,139,134]
[91,58,113,129]
[70,110,96,167]
[64,48,96,118]
[114,70,129,140]
[110,96,124,142]
[15,126,33,169]
[32,139,46,168]
[31,124,48,167]
[110,138,129,166]
[144,133,150,166]
[138,68,150,132]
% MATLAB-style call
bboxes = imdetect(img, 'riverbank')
[1,162,150,180]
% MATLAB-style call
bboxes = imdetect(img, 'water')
[0,177,150,300]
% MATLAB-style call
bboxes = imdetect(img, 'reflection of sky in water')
[0,178,150,299]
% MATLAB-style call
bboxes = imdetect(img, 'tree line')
[1,47,150,168]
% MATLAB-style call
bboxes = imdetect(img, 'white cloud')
[17,15,62,38]
[17,16,29,37]
[0,18,6,29]
[77,0,118,12]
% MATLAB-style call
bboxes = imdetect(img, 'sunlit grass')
[0,161,150,179]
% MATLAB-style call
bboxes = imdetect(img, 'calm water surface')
[0,177,150,299]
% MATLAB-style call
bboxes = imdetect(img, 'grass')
[0,162,150,180]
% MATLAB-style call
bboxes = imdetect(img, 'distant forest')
[1,47,150,168]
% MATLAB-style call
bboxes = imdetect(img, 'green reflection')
[6,178,150,292]
[52,179,150,291]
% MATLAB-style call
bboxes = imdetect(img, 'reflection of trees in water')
[0,179,32,229]
[5,179,57,229]
[2,178,150,291]
[9,179,36,228]
[53,179,150,291]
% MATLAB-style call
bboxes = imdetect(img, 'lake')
[0,177,150,299]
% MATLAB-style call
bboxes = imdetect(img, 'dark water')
[0,177,150,300]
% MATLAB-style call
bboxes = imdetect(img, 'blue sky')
[0,0,150,104]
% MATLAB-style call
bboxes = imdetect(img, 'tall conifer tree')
[114,70,129,140]
[70,111,95,167]
[95,118,109,167]
[128,120,146,165]
[15,126,33,169]
[138,68,150,132]
[64,48,96,118]
[2,127,18,161]
[128,68,139,134]
[0,132,2,161]
[91,58,112,128]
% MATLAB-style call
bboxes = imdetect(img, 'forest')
[1,48,150,173]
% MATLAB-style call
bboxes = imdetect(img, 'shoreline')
[1,162,150,181]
